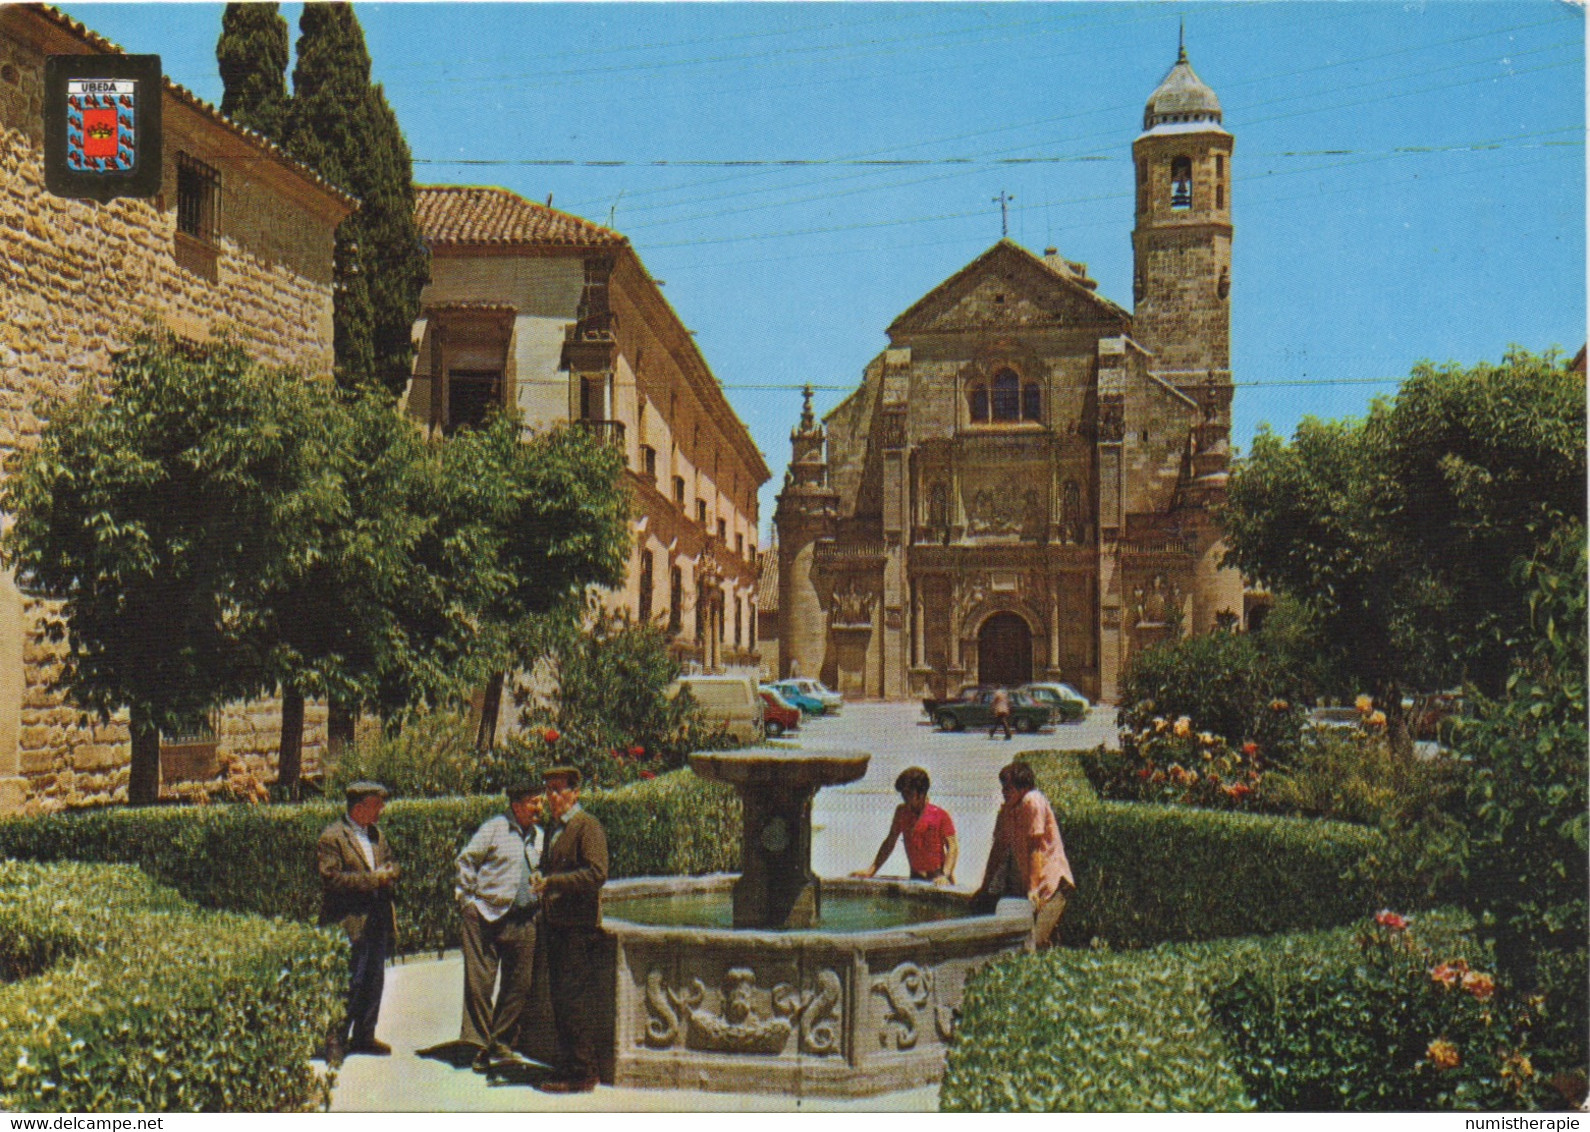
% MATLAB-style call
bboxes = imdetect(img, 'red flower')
[542,728,560,744]
[1375,910,1408,931]
[639,769,656,780]
[1241,741,1259,756]
[630,745,645,758]
[1431,959,1470,988]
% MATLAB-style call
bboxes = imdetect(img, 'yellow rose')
[1173,716,1192,738]
[1368,710,1387,728]
[1355,694,1374,713]
[1426,1040,1460,1071]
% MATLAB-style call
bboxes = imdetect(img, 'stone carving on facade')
[967,479,1029,536]
[643,967,843,1056]
[1130,573,1182,628]
[879,410,906,450]
[926,481,950,539]
[1061,480,1085,545]
[872,962,934,1050]
[1098,400,1125,443]
[831,578,877,628]
[952,572,989,625]
[1020,489,1046,541]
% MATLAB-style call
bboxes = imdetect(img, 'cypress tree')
[216,3,291,143]
[282,2,427,396]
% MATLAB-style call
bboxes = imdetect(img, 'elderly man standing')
[973,761,1075,951]
[530,766,608,1094]
[455,779,545,1072]
[317,781,400,1063]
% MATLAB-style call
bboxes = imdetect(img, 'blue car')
[764,682,828,717]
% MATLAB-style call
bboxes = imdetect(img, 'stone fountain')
[689,747,870,928]
[589,747,1032,1097]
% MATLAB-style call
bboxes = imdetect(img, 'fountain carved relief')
[644,967,843,1056]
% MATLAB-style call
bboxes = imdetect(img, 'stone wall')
[0,13,344,811]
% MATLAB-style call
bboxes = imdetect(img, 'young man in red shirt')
[852,766,959,885]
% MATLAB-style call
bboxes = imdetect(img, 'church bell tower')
[1131,34,1233,415]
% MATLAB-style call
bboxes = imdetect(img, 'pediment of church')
[888,240,1131,338]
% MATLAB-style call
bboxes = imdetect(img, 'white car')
[1019,682,1091,722]
[775,677,843,714]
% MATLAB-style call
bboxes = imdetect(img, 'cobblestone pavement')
[329,700,1116,1111]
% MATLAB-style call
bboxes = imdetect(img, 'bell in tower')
[1130,31,1233,400]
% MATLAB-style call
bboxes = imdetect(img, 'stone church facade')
[775,44,1244,703]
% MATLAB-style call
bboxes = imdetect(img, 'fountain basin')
[600,874,1031,1097]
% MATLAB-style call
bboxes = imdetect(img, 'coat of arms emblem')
[66,79,138,173]
[45,54,162,201]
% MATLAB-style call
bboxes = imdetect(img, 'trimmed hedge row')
[0,860,342,1112]
[0,769,740,954]
[1023,752,1392,945]
[941,924,1363,1111]
[943,913,1483,1111]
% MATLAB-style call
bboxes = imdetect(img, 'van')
[668,675,763,746]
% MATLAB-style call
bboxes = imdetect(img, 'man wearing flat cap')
[455,779,544,1071]
[530,766,608,1093]
[317,781,400,1063]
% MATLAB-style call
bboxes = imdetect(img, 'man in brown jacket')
[317,781,400,1063]
[530,766,608,1093]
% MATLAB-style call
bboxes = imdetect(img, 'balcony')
[573,418,626,450]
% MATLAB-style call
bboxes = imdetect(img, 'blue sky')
[66,2,1586,540]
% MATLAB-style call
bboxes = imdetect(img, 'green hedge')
[0,860,342,1112]
[1021,752,1390,945]
[0,769,739,954]
[942,924,1367,1111]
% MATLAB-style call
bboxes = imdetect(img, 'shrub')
[511,610,732,788]
[1016,753,1393,945]
[1453,528,1588,1098]
[1062,801,1391,945]
[0,769,740,955]
[0,860,342,1112]
[1211,912,1557,1110]
[1081,717,1265,811]
[323,706,483,799]
[1117,629,1304,753]
[1263,717,1467,824]
[943,924,1374,1111]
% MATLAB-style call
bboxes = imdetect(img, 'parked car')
[932,688,1050,733]
[758,688,801,738]
[1018,682,1090,723]
[769,677,843,715]
[765,681,828,717]
[921,684,990,716]
[668,675,763,745]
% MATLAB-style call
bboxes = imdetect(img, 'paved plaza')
[331,701,1117,1111]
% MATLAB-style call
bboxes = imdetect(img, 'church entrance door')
[977,612,1033,688]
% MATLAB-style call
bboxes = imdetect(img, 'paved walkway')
[330,701,1115,1111]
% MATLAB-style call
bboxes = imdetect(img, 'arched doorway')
[977,612,1033,688]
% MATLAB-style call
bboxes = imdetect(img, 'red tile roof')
[416,186,626,248]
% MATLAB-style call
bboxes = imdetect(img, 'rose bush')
[1082,715,1265,812]
[1211,911,1559,1110]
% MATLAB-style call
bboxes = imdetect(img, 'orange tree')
[0,329,322,805]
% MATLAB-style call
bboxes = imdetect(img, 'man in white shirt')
[455,779,544,1071]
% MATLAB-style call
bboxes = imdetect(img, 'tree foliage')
[280,2,428,396]
[0,329,319,804]
[1222,348,1585,703]
[1455,524,1587,1085]
[216,3,291,143]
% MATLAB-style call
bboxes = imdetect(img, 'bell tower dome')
[1131,33,1233,404]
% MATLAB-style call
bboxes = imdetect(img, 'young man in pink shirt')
[974,760,1075,950]
[852,766,959,885]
